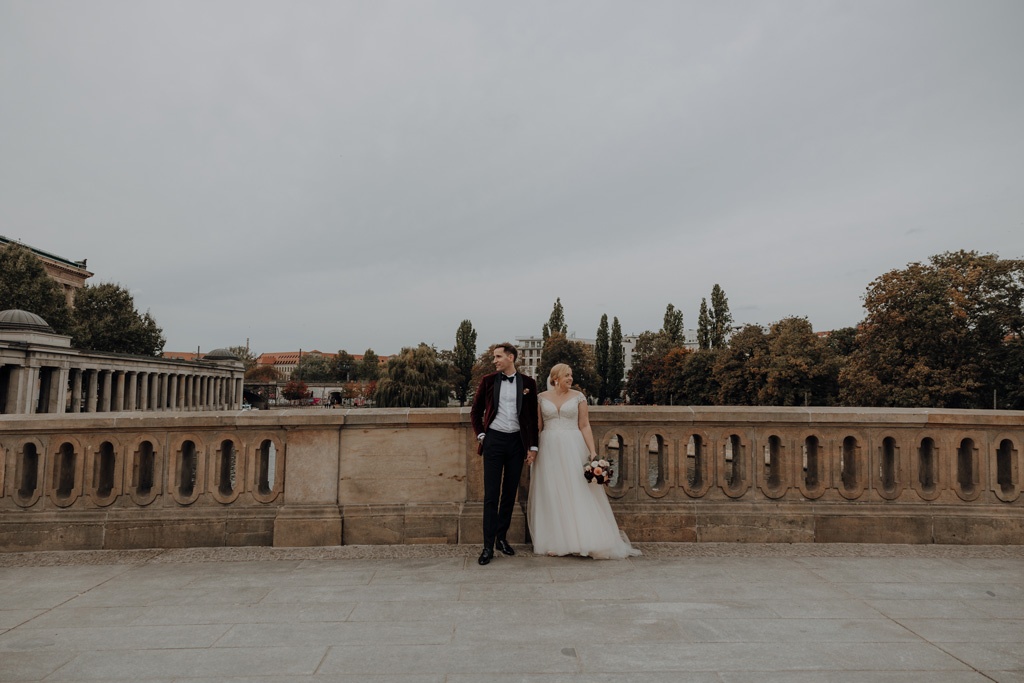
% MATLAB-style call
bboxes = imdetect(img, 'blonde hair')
[547,363,572,390]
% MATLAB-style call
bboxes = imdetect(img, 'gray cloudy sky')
[2,1,1022,357]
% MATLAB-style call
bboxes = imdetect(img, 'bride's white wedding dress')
[527,392,640,559]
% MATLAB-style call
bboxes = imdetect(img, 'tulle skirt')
[527,427,640,560]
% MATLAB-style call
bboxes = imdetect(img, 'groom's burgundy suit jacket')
[470,372,539,456]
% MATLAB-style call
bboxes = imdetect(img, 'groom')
[470,342,539,566]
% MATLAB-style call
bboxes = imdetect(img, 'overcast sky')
[2,1,1022,357]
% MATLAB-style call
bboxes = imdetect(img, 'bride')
[527,363,640,559]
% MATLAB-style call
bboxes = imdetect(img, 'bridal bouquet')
[584,459,613,485]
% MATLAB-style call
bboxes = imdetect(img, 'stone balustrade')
[0,406,1021,552]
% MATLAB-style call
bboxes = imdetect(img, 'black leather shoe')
[496,539,515,556]
[478,548,494,565]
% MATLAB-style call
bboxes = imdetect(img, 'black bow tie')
[503,375,515,383]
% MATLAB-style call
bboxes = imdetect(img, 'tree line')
[367,250,1024,411]
[0,243,165,356]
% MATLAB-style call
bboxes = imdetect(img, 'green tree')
[662,303,684,346]
[625,331,667,405]
[697,298,712,350]
[373,343,451,407]
[606,317,625,401]
[70,283,165,356]
[292,353,333,381]
[660,349,718,405]
[760,317,840,406]
[839,250,1024,408]
[333,350,357,381]
[452,319,477,406]
[536,332,599,396]
[0,242,72,334]
[358,348,381,381]
[713,324,768,405]
[227,345,257,372]
[544,298,567,339]
[594,314,610,402]
[710,284,733,349]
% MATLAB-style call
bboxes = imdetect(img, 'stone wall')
[0,406,1021,551]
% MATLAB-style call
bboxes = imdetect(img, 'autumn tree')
[594,314,610,402]
[373,343,451,407]
[0,242,73,334]
[70,283,165,356]
[840,251,1024,408]
[281,379,309,401]
[245,365,281,383]
[452,319,477,406]
[713,324,768,405]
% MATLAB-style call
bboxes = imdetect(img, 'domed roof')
[0,309,54,332]
[203,348,238,361]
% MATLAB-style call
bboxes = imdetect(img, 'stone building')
[0,309,244,415]
[0,235,93,308]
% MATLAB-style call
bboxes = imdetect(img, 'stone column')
[85,369,99,413]
[235,377,244,409]
[168,375,178,411]
[184,375,193,410]
[49,367,70,414]
[70,369,83,414]
[114,374,126,411]
[139,372,150,412]
[98,370,112,412]
[126,372,137,411]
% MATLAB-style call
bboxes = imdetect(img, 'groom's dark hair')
[495,342,518,361]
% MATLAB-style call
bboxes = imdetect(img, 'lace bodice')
[540,392,585,430]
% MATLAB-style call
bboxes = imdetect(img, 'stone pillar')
[98,370,112,412]
[70,369,83,414]
[126,372,137,411]
[4,366,23,414]
[49,367,70,414]
[114,372,126,411]
[205,376,213,410]
[168,375,178,411]
[235,377,244,409]
[85,370,99,413]
[139,372,149,412]
[184,375,193,410]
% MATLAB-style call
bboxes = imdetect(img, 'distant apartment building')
[1,235,93,307]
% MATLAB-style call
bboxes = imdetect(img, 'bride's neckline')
[542,390,576,412]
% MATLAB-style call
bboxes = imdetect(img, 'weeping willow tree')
[373,343,451,407]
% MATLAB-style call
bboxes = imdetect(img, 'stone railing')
[0,406,1021,551]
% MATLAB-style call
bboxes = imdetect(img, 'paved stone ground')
[1,543,1022,682]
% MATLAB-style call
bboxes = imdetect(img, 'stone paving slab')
[0,543,1022,682]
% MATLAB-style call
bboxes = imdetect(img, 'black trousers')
[481,428,526,549]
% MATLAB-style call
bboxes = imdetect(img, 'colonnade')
[0,363,244,415]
